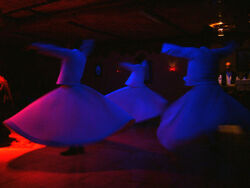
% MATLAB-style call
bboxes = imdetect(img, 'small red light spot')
[169,67,176,71]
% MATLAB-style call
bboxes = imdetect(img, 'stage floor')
[0,122,249,188]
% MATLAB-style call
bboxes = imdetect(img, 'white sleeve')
[162,43,195,59]
[211,42,236,58]
[32,43,73,59]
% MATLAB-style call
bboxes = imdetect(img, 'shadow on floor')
[8,140,180,174]
[7,121,250,188]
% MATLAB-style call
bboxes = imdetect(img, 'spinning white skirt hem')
[4,85,134,146]
[157,84,250,150]
[106,86,168,123]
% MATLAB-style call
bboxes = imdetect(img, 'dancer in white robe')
[3,40,134,148]
[106,60,168,123]
[157,42,250,150]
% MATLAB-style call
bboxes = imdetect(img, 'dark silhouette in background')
[0,75,15,147]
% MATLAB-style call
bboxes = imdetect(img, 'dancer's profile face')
[79,40,94,55]
[141,60,148,67]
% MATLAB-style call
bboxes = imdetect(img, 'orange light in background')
[217,28,224,37]
[209,21,224,28]
[225,62,231,66]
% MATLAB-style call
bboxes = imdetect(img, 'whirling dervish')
[3,40,134,149]
[106,60,168,123]
[157,42,250,150]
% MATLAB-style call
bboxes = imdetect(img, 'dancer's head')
[79,39,95,56]
[141,60,148,67]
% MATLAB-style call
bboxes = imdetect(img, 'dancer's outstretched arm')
[120,62,135,72]
[211,41,236,58]
[31,43,73,59]
[161,43,195,59]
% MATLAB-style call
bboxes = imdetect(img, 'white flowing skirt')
[157,84,250,149]
[4,85,134,146]
[106,86,168,123]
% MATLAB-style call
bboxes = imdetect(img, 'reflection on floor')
[0,121,249,188]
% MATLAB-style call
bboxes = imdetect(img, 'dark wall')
[0,45,60,110]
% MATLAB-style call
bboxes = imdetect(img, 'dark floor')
[0,121,249,188]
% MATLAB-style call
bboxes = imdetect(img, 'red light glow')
[169,67,176,72]
[0,132,44,162]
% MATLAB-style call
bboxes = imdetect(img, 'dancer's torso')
[56,49,86,86]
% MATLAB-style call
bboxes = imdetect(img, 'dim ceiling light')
[209,21,224,28]
[217,28,224,37]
